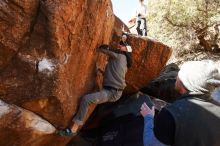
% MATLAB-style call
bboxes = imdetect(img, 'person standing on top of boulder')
[140,60,220,146]
[57,42,133,136]
[135,0,148,36]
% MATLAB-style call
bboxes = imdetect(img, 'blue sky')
[111,0,138,24]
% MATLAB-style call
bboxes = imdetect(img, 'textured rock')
[112,16,130,40]
[0,0,114,145]
[0,0,114,125]
[124,36,172,94]
[140,63,180,102]
[0,0,40,71]
[0,99,56,146]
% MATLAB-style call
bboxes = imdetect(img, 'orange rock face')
[0,0,40,71]
[125,36,172,94]
[0,0,114,145]
[0,99,56,146]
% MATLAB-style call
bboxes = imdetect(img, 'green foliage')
[148,0,220,57]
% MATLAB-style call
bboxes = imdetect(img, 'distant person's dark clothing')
[136,18,147,36]
[135,2,148,36]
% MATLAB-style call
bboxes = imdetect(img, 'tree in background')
[148,0,220,58]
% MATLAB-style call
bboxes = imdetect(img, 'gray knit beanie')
[178,60,220,95]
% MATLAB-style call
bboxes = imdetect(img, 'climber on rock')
[140,60,220,146]
[57,42,133,136]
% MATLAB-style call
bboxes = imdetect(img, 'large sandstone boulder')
[0,0,114,125]
[0,0,114,145]
[125,36,172,94]
[0,0,40,71]
[140,63,180,102]
[0,99,56,146]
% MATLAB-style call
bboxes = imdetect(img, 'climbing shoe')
[57,128,77,137]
